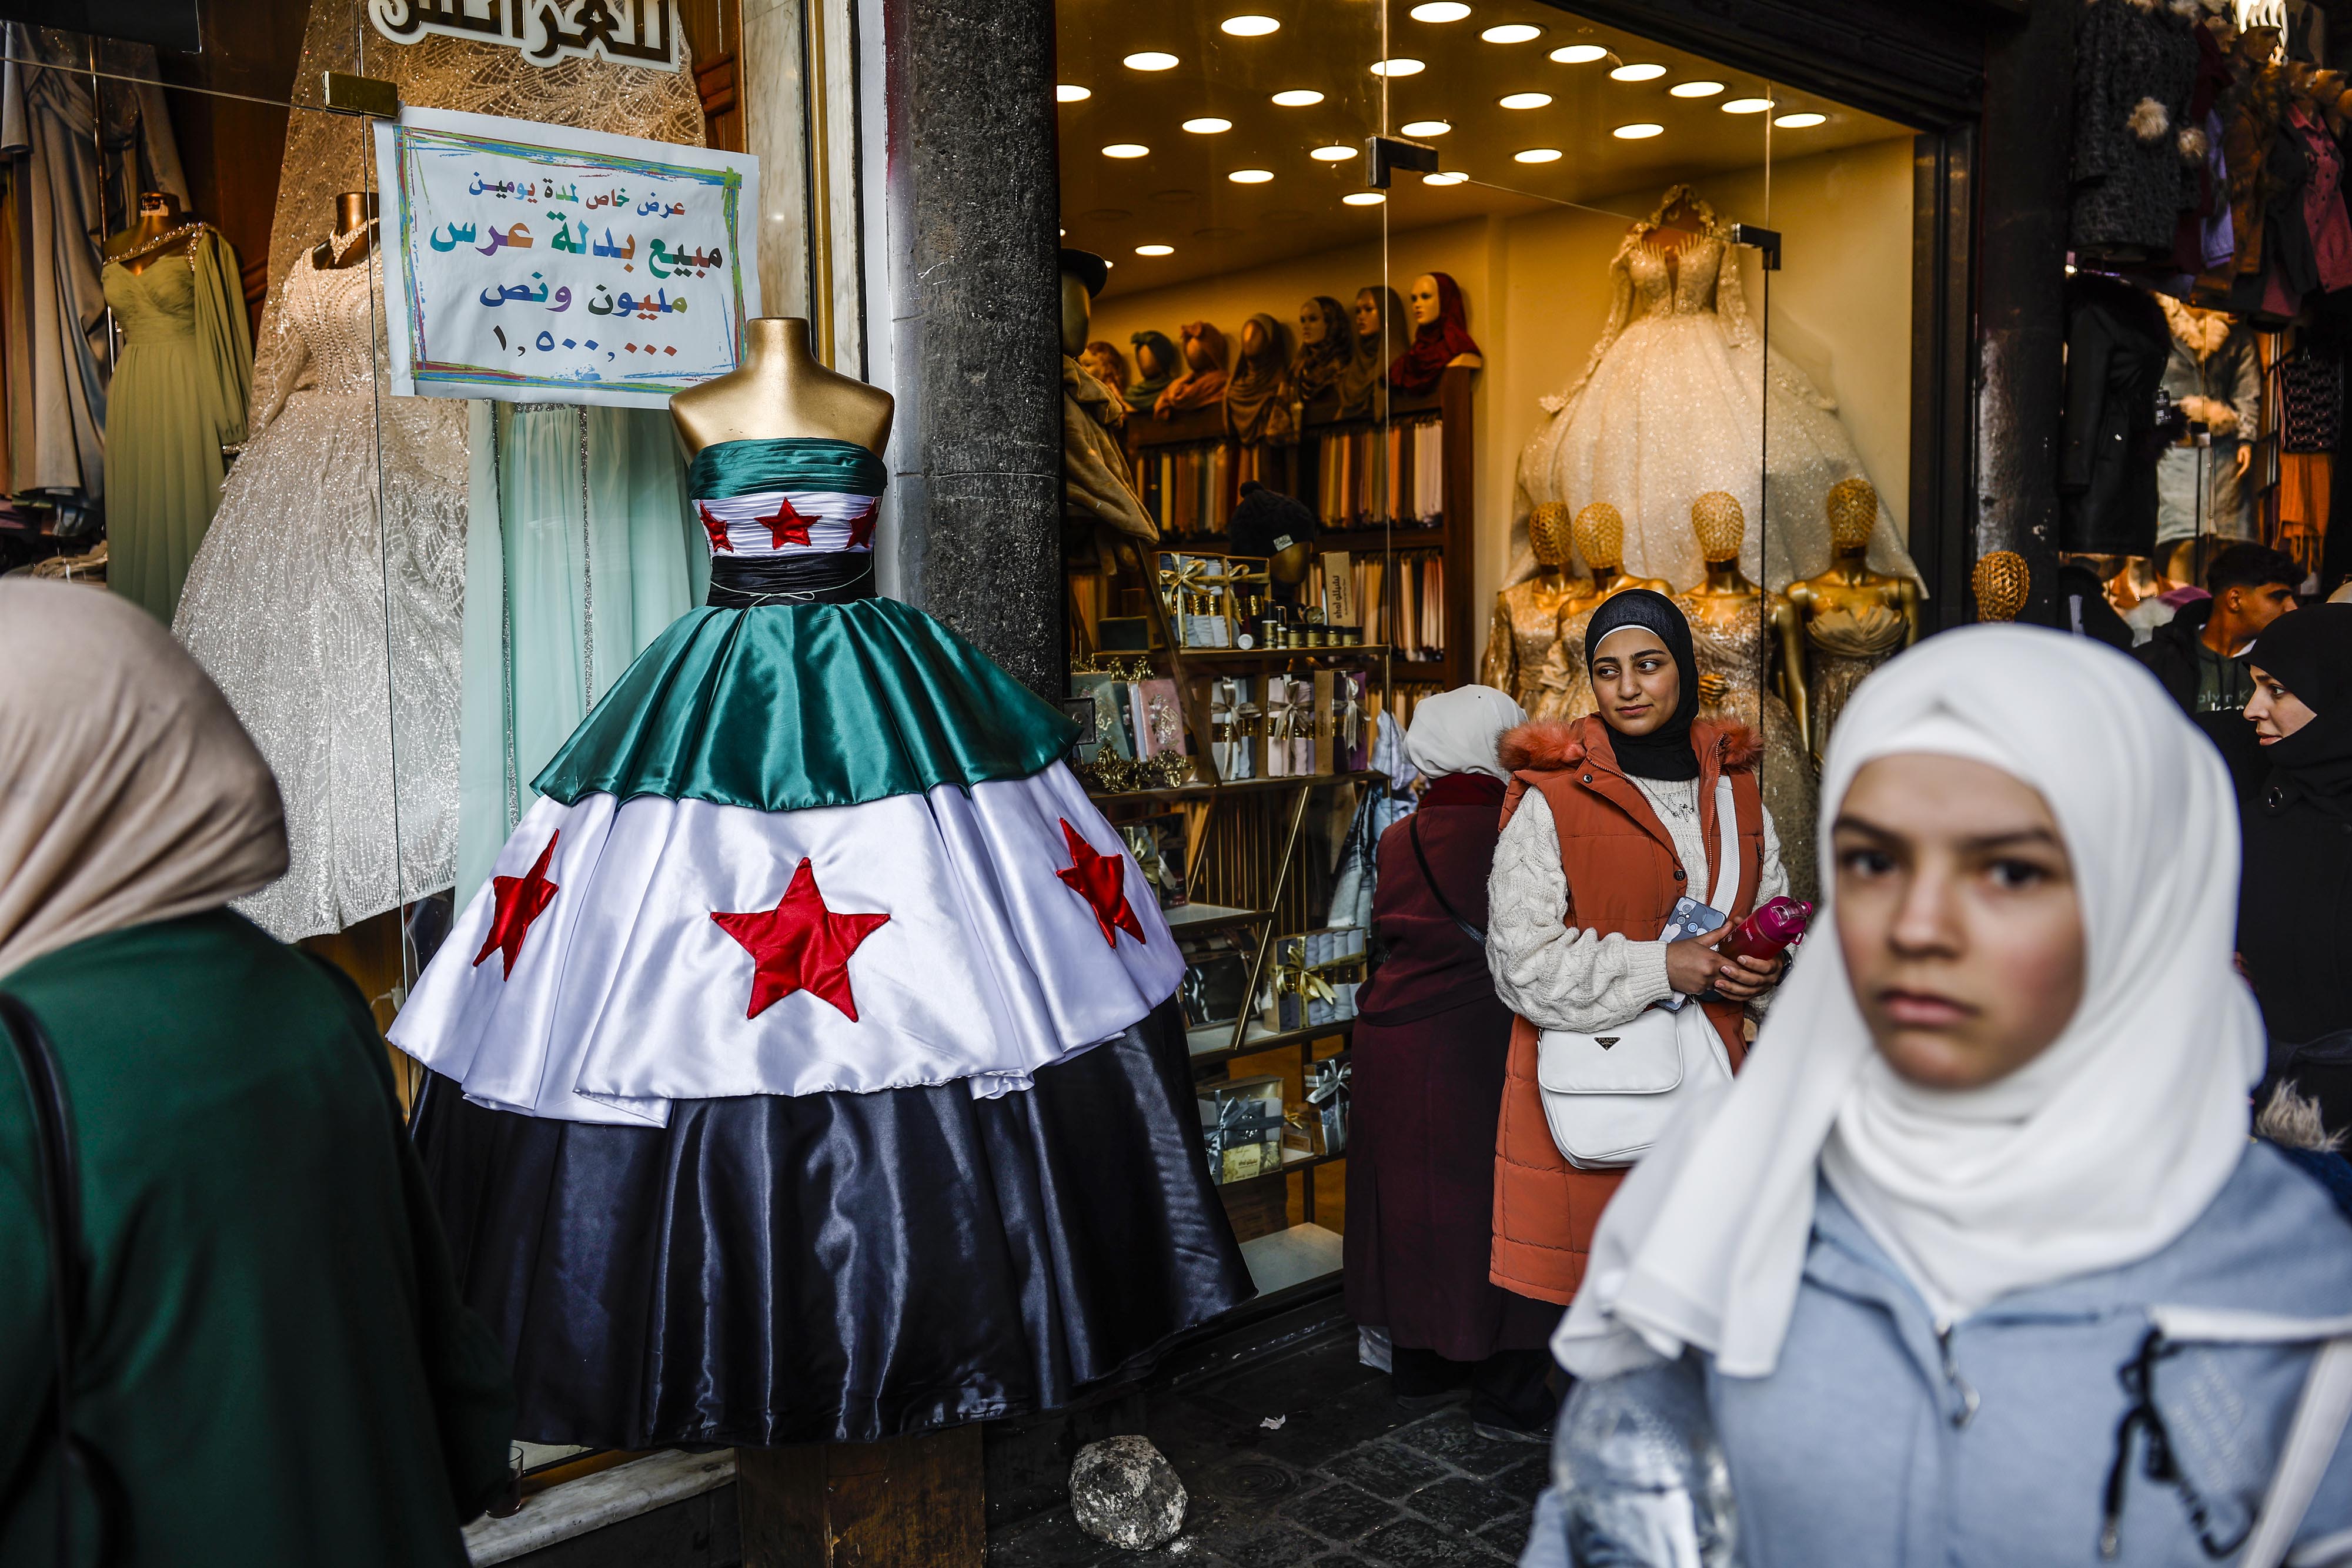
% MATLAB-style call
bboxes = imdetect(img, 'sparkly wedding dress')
[174,245,469,941]
[1516,188,1920,595]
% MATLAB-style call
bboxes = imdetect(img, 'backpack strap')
[1408,813,1485,945]
[2241,1334,2352,1568]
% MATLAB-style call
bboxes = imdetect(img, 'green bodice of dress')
[687,436,887,500]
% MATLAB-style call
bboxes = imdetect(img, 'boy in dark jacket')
[2136,542,2302,799]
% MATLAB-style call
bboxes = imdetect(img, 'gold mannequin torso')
[107,194,204,275]
[669,317,894,457]
[1481,566,1580,711]
[1785,551,1920,756]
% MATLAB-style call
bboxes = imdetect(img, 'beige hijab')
[0,581,287,979]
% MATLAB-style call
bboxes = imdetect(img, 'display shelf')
[1186,1016,1351,1067]
[1161,902,1268,938]
[1172,644,1389,666]
[1239,1222,1345,1298]
[1091,768,1383,806]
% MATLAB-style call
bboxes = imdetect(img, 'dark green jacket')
[0,910,513,1566]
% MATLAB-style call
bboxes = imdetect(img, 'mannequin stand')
[738,1426,984,1567]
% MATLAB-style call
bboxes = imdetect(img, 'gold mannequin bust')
[1972,550,2031,623]
[1570,500,1671,604]
[1528,503,1669,720]
[1675,491,1820,898]
[1479,501,1585,711]
[1782,477,1920,758]
[309,192,378,271]
[670,317,894,457]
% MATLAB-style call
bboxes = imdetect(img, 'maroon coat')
[1342,772,1561,1362]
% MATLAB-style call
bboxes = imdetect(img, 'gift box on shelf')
[1179,945,1252,1032]
[1329,668,1372,773]
[1118,812,1189,908]
[1131,676,1191,763]
[1097,616,1153,653]
[1209,677,1258,782]
[1305,1055,1350,1154]
[1262,674,1321,779]
[1070,670,1134,762]
[1200,1074,1287,1184]
[1158,553,1235,648]
[1261,925,1368,1032]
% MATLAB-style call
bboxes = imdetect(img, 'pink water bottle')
[1718,896,1811,963]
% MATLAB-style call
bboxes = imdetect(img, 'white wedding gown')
[174,245,469,941]
[1516,190,1919,594]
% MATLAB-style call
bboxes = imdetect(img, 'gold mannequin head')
[1529,502,1574,570]
[1828,477,1877,553]
[1690,491,1744,563]
[1573,502,1625,573]
[1972,550,2031,622]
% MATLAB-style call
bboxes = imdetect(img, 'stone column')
[874,0,1064,701]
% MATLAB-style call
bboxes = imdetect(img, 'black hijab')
[2249,603,2352,808]
[1585,589,1700,781]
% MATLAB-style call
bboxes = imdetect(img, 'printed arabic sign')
[373,106,760,407]
[369,0,680,72]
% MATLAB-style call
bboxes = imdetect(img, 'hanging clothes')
[2058,272,2171,556]
[0,24,187,511]
[2155,290,2262,543]
[2069,0,2201,259]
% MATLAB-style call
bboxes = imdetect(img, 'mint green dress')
[100,228,252,623]
[455,402,707,903]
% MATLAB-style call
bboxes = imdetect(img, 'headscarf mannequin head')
[1125,329,1180,413]
[1585,590,1699,781]
[0,581,288,978]
[1154,320,1231,416]
[1406,684,1527,782]
[1224,312,1291,442]
[1289,295,1354,402]
[1078,340,1128,395]
[1388,272,1481,395]
[2247,601,2352,805]
[1558,626,2261,1378]
[1338,285,1408,416]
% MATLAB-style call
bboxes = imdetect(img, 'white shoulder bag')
[1534,775,1740,1171]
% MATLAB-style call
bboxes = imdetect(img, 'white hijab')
[1405,684,1526,781]
[1556,625,2262,1379]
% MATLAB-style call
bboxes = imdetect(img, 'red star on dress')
[472,831,562,978]
[1055,819,1146,949]
[843,499,880,551]
[710,858,891,1021]
[696,502,734,554]
[751,493,816,550]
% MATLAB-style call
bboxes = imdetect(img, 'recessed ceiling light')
[1311,144,1358,161]
[1221,14,1279,35]
[1342,191,1386,206]
[1134,244,1174,256]
[1514,146,1562,163]
[1774,111,1827,128]
[1369,58,1426,76]
[1481,22,1542,42]
[1613,122,1663,139]
[1057,84,1091,103]
[1182,117,1233,133]
[1498,91,1552,109]
[1123,51,1178,71]
[1102,143,1151,158]
[1402,119,1452,136]
[1550,43,1607,63]
[1609,62,1665,81]
[1722,96,1775,113]
[1271,88,1325,106]
[1409,1,1471,19]
[1423,170,1468,185]
[1228,168,1275,183]
[1669,80,1724,98]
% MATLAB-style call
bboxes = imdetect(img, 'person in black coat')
[2136,541,2303,800]
[2240,604,2352,1054]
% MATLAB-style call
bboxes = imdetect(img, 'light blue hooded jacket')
[1521,1141,2352,1567]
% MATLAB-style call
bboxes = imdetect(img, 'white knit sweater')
[1486,778,1788,1032]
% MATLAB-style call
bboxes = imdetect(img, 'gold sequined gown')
[1480,574,1576,713]
[1529,599,1601,722]
[1678,594,1818,903]
[1804,602,1908,756]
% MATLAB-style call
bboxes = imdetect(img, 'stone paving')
[988,1329,1548,1568]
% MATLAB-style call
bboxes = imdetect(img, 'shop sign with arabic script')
[369,0,681,73]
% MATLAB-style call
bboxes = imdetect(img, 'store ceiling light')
[1609,62,1665,81]
[1123,51,1179,71]
[1370,58,1426,76]
[1613,122,1663,139]
[1135,244,1175,256]
[1311,144,1358,160]
[1342,191,1386,205]
[1423,170,1469,185]
[1271,88,1325,106]
[1057,84,1091,102]
[1409,1,1471,19]
[1402,119,1452,136]
[1514,146,1562,163]
[1722,96,1775,113]
[1668,80,1724,98]
[1220,14,1279,35]
[1182,117,1234,133]
[1228,167,1275,183]
[1550,43,1608,63]
[1498,91,1552,109]
[1102,143,1151,158]
[1773,111,1827,128]
[1481,22,1543,42]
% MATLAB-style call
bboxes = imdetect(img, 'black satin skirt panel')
[411,1001,1254,1447]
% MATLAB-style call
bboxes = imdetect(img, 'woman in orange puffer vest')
[1485,590,1790,1313]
